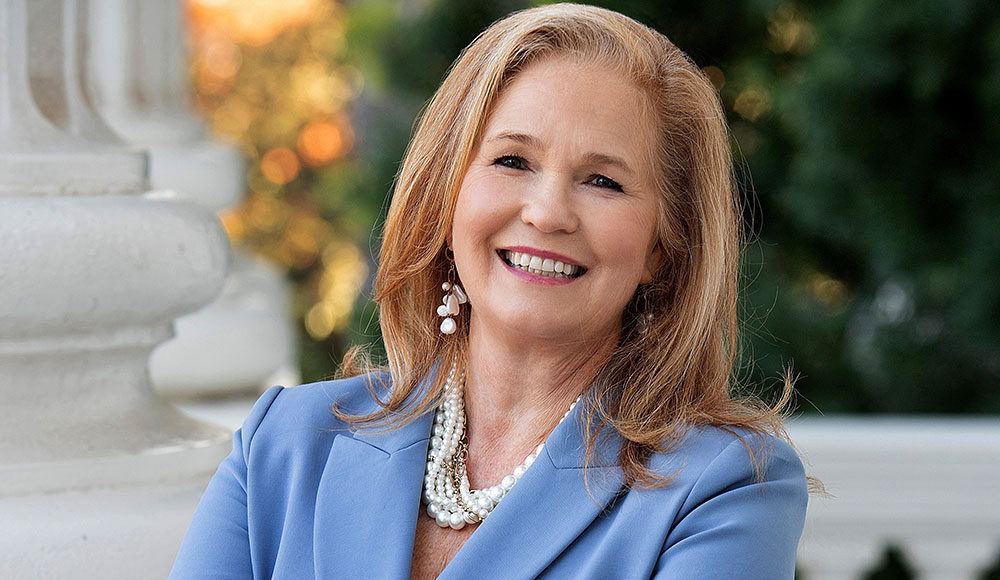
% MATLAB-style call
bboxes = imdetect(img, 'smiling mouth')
[498,250,586,279]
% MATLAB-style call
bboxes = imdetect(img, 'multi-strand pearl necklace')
[422,363,579,530]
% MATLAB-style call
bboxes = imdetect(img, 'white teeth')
[502,250,581,278]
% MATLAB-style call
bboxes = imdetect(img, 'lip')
[497,246,584,286]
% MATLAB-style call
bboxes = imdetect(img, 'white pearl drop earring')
[436,267,467,335]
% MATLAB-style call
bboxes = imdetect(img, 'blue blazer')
[170,374,807,579]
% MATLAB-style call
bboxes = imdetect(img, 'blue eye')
[493,155,528,170]
[588,174,623,192]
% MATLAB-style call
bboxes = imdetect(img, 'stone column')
[88,0,298,399]
[0,0,231,576]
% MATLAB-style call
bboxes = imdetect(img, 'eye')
[492,155,528,170]
[587,174,624,192]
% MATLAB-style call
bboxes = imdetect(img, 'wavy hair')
[340,2,794,488]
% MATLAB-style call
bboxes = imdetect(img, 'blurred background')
[187,0,1000,416]
[173,0,1000,577]
[185,4,1000,575]
[183,3,1000,575]
[3,0,996,577]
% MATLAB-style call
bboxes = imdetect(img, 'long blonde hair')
[342,3,793,487]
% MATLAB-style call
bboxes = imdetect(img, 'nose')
[520,174,579,234]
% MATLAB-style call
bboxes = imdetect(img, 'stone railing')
[0,0,231,577]
[86,0,297,399]
[0,1,292,577]
[789,417,1000,579]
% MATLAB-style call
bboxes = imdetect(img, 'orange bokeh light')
[260,147,301,184]
[188,0,322,46]
[297,119,353,166]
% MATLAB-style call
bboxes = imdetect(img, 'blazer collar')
[439,406,625,578]
[313,408,435,579]
[316,374,626,578]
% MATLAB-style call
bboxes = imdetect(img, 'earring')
[436,262,467,335]
[634,287,656,336]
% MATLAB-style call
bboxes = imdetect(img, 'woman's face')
[451,55,661,347]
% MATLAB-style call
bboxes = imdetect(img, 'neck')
[459,314,618,484]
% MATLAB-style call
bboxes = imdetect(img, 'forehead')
[481,55,658,179]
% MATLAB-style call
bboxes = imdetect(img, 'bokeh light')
[767,3,816,55]
[189,0,322,47]
[733,87,771,122]
[260,147,301,184]
[188,0,369,355]
[297,118,353,167]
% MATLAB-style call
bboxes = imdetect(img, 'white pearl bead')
[440,317,456,334]
[423,363,579,530]
[445,293,460,315]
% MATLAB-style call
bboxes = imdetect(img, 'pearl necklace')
[422,363,579,530]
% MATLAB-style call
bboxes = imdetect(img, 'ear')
[640,243,663,284]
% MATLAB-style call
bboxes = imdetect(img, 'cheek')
[454,175,515,236]
[452,176,504,267]
[604,211,659,279]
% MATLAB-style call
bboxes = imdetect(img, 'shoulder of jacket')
[645,424,804,489]
[240,372,392,440]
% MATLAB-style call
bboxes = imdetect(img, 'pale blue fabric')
[169,374,807,579]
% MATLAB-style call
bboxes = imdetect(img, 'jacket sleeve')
[652,436,808,579]
[168,386,285,580]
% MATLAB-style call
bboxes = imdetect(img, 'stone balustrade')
[87,0,298,400]
[789,417,1000,579]
[0,0,232,576]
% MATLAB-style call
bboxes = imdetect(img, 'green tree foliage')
[335,0,1000,413]
[746,0,1000,413]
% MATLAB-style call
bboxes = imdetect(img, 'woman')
[171,4,808,579]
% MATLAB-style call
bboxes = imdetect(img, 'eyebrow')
[486,131,638,178]
[488,131,543,149]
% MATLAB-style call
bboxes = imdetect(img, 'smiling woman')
[451,55,661,349]
[170,4,808,579]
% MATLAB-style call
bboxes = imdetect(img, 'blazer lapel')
[439,409,625,579]
[313,412,434,579]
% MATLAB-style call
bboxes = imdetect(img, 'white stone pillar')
[0,0,231,576]
[87,0,298,399]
